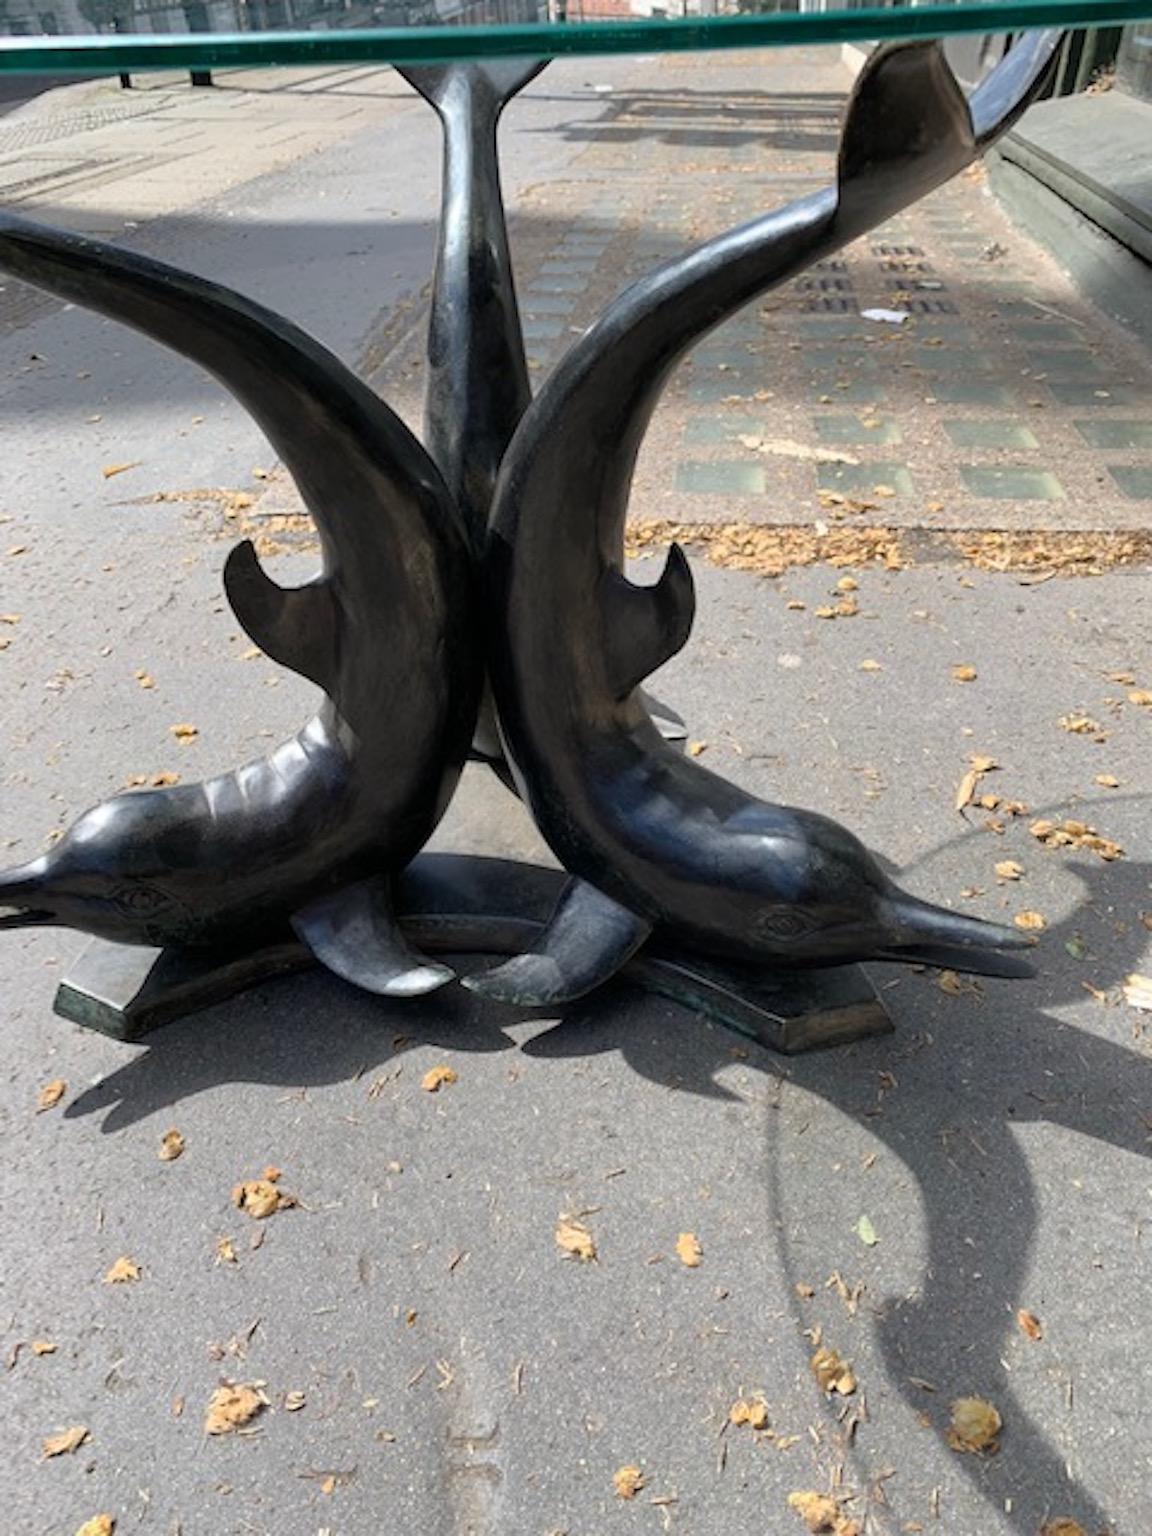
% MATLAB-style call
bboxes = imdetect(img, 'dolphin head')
[735,806,1036,977]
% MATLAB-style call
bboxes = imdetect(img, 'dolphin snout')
[877,892,1038,978]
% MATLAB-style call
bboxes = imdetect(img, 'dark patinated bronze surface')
[470,35,1061,1008]
[0,34,1062,1043]
[0,216,481,996]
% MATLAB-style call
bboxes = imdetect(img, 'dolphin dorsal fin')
[600,542,696,701]
[223,539,339,693]
[837,41,975,229]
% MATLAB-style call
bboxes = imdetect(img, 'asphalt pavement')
[1,47,1151,1536]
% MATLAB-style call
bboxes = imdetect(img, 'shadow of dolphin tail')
[0,211,472,696]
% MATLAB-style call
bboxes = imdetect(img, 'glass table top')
[0,0,1148,76]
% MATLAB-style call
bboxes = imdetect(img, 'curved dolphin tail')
[397,58,548,554]
[0,212,470,690]
[490,30,1061,572]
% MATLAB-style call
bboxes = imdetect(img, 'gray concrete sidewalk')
[1,45,1151,1536]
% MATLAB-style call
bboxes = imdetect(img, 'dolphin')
[398,56,687,769]
[465,34,1061,1005]
[0,212,481,995]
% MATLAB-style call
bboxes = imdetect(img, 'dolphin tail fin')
[292,876,454,998]
[463,878,652,1006]
[836,32,1061,230]
[396,58,548,113]
[602,542,696,701]
[223,539,340,693]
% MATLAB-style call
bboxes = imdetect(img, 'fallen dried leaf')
[675,1232,702,1268]
[159,1128,185,1162]
[1016,1309,1043,1341]
[104,1256,140,1284]
[37,1078,66,1112]
[1094,774,1120,788]
[995,860,1024,881]
[787,1490,854,1533]
[421,1065,457,1093]
[134,670,155,689]
[1029,817,1123,861]
[283,1389,306,1411]
[31,1339,56,1356]
[102,461,140,479]
[1014,911,1047,932]
[858,658,882,672]
[613,1464,646,1500]
[1040,1521,1087,1536]
[811,1345,857,1396]
[75,1517,115,1536]
[687,740,708,757]
[952,665,978,683]
[1059,714,1100,735]
[170,722,199,743]
[232,1178,294,1219]
[1128,690,1152,707]
[947,1396,1001,1453]
[729,1397,769,1429]
[937,969,980,998]
[856,1214,878,1246]
[204,1381,268,1435]
[43,1425,89,1458]
[555,1216,597,1263]
[215,1236,238,1265]
[955,755,998,812]
[152,771,180,787]
[1122,973,1152,1011]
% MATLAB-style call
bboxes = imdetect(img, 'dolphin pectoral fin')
[640,688,688,747]
[292,878,454,998]
[223,539,339,692]
[603,542,696,701]
[463,879,652,1006]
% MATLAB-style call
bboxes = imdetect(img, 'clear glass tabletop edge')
[0,3,1146,76]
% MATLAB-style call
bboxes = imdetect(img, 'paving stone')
[960,465,1066,499]
[676,459,767,494]
[944,420,1040,448]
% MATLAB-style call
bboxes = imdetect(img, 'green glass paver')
[815,415,903,446]
[1047,382,1147,406]
[689,376,753,402]
[943,420,1039,448]
[691,346,757,369]
[915,348,996,372]
[677,461,767,495]
[817,462,914,496]
[812,381,889,403]
[1010,322,1088,344]
[1027,350,1108,378]
[960,465,1065,499]
[925,380,1017,406]
[1108,466,1152,499]
[539,258,601,274]
[522,317,567,339]
[531,274,587,294]
[1074,420,1152,449]
[684,415,767,443]
[523,294,575,316]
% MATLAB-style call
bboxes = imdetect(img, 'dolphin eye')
[758,908,813,941]
[112,884,173,918]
